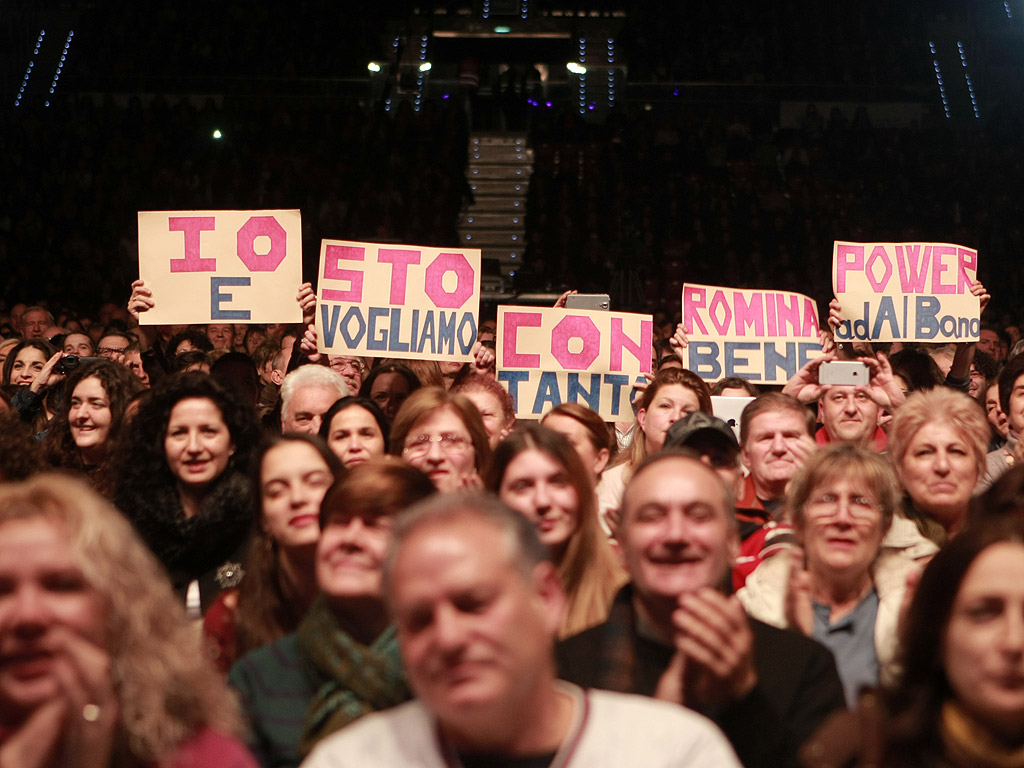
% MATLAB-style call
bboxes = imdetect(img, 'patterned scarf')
[296,596,409,755]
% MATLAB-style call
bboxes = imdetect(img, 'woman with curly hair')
[113,371,261,618]
[0,473,256,767]
[42,359,142,489]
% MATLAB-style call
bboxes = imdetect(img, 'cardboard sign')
[137,209,302,325]
[682,284,823,383]
[497,306,652,420]
[832,241,980,342]
[315,240,481,362]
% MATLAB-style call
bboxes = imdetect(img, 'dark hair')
[970,349,999,381]
[998,353,1024,415]
[43,359,143,478]
[114,371,260,499]
[359,362,421,400]
[319,456,436,530]
[0,412,45,480]
[171,349,211,373]
[710,377,760,397]
[2,339,56,385]
[234,434,343,657]
[210,351,260,408]
[888,348,944,392]
[318,396,391,447]
[886,514,1024,761]
[166,328,214,357]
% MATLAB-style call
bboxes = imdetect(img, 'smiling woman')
[42,359,142,488]
[113,372,260,617]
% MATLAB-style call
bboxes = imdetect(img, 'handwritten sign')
[315,240,481,362]
[497,306,652,420]
[682,284,823,383]
[832,241,980,342]
[137,209,302,325]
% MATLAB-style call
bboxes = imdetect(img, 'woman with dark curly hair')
[113,371,261,618]
[42,359,142,488]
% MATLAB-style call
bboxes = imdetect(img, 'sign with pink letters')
[315,239,481,362]
[137,209,302,325]
[682,283,823,384]
[497,306,652,420]
[832,241,981,342]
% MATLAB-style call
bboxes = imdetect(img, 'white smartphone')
[819,360,870,386]
[564,293,611,311]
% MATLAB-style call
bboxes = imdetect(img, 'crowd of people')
[1,275,1023,766]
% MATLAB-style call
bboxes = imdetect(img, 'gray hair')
[382,491,550,603]
[279,364,349,418]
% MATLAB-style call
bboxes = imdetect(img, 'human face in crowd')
[260,441,334,551]
[463,390,510,450]
[499,449,579,560]
[619,458,737,607]
[978,329,1003,362]
[797,475,885,580]
[542,413,609,482]
[818,386,879,446]
[163,397,234,494]
[402,407,477,493]
[0,339,18,369]
[21,310,49,340]
[62,333,94,358]
[968,363,987,399]
[326,405,386,468]
[943,542,1024,743]
[898,422,978,532]
[741,409,813,498]
[68,377,112,463]
[0,517,108,715]
[328,355,367,393]
[389,516,562,735]
[1007,374,1024,435]
[986,383,1010,439]
[9,347,47,387]
[96,335,129,359]
[206,323,234,351]
[370,372,412,422]
[245,327,266,356]
[282,385,338,435]
[124,349,149,387]
[9,304,27,334]
[638,384,701,454]
[316,508,392,605]
[233,324,246,350]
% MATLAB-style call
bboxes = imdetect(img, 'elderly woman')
[0,474,256,767]
[389,386,491,493]
[451,373,516,450]
[597,367,712,530]
[113,371,260,617]
[486,423,627,636]
[740,445,918,707]
[888,387,990,544]
[802,513,1024,766]
[229,458,436,768]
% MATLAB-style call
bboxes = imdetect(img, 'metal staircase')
[459,133,532,297]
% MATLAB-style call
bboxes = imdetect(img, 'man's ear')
[270,368,285,386]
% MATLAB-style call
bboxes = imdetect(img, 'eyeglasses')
[329,357,367,375]
[98,346,128,356]
[403,433,472,457]
[806,492,880,524]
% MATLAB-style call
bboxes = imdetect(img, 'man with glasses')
[327,355,368,394]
